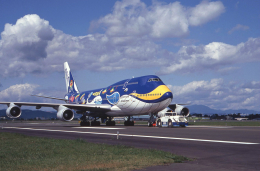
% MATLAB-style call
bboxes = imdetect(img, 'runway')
[1,121,260,171]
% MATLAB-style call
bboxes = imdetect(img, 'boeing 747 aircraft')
[0,62,189,126]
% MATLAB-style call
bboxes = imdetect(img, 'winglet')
[64,62,79,94]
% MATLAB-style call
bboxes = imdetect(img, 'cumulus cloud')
[168,79,260,111]
[0,83,65,109]
[0,13,168,76]
[0,1,258,78]
[228,24,249,34]
[0,83,39,102]
[92,0,225,38]
[158,37,260,75]
[0,14,54,77]
[188,0,225,26]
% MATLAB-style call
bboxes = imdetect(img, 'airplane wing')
[0,102,111,112]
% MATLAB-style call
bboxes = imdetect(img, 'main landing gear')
[80,114,100,126]
[106,116,116,126]
[124,116,134,126]
[91,118,100,126]
[80,114,90,126]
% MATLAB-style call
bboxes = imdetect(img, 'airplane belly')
[120,97,138,113]
[154,98,172,113]
[132,99,146,114]
[148,102,160,113]
[140,102,153,114]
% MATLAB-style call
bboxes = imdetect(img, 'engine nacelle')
[6,103,21,118]
[57,105,74,121]
[175,105,190,117]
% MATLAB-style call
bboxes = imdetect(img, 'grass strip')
[0,132,189,171]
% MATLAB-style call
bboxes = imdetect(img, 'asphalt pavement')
[0,121,259,171]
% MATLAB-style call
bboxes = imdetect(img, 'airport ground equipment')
[156,111,188,127]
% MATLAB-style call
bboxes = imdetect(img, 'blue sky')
[0,0,259,111]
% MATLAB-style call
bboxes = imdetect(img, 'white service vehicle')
[156,104,190,127]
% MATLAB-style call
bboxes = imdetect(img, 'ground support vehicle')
[156,112,188,127]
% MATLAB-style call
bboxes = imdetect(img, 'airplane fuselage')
[65,75,173,116]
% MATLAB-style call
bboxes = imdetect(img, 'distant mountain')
[188,105,260,114]
[0,109,81,119]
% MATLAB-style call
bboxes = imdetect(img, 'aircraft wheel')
[106,121,116,126]
[168,120,172,128]
[80,121,90,126]
[124,121,134,126]
[91,121,100,126]
[148,122,152,127]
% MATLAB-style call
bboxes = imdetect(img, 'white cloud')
[169,79,260,111]
[228,24,249,34]
[188,0,225,26]
[0,14,54,77]
[159,37,260,75]
[0,1,258,78]
[0,83,64,102]
[93,0,225,38]
[0,83,39,102]
[0,83,65,109]
[0,14,161,76]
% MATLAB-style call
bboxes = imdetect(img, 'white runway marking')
[188,126,233,128]
[3,127,259,145]
[73,127,125,130]
[26,123,40,124]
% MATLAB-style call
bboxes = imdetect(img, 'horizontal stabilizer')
[31,95,67,101]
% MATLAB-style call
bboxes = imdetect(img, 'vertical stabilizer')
[64,62,79,94]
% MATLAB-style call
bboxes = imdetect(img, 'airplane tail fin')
[64,62,79,94]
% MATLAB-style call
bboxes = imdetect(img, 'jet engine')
[57,105,74,121]
[6,103,21,118]
[175,105,190,117]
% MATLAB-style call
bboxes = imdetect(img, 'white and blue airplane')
[0,62,189,126]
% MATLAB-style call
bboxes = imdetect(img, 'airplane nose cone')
[160,91,173,101]
[166,91,173,100]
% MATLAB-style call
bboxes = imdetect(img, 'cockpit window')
[148,78,161,82]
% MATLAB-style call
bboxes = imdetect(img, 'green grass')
[188,121,260,126]
[0,132,189,171]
